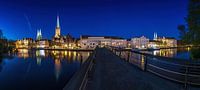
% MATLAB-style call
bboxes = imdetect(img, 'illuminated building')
[52,15,63,48]
[79,35,127,49]
[62,34,76,49]
[15,38,34,49]
[148,40,162,49]
[55,15,61,38]
[131,36,149,49]
[149,32,177,48]
[156,37,177,48]
[36,39,49,48]
[35,29,50,48]
[52,15,76,49]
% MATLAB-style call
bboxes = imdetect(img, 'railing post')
[80,54,83,66]
[184,65,188,90]
[127,51,130,62]
[144,56,148,71]
[119,49,122,57]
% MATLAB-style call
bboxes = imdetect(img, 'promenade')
[84,48,183,90]
[64,47,196,90]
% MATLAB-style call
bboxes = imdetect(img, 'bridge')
[63,47,200,90]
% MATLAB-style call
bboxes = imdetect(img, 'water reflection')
[55,59,61,81]
[33,50,90,80]
[36,50,45,65]
[116,51,147,70]
[0,49,91,90]
[148,48,193,59]
[115,48,194,71]
[152,49,177,57]
[17,49,29,58]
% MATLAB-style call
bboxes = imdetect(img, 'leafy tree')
[178,0,200,45]
[178,0,200,59]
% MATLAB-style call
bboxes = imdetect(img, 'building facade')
[15,38,34,49]
[51,16,76,49]
[36,39,49,48]
[79,35,127,49]
[152,32,177,48]
[131,36,149,49]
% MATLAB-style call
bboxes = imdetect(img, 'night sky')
[0,0,188,40]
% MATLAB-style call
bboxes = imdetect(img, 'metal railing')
[109,47,200,87]
[63,48,96,90]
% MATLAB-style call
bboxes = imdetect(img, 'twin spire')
[37,29,42,40]
[37,15,61,40]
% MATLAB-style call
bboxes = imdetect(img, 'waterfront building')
[15,38,34,49]
[148,40,162,49]
[79,35,127,49]
[35,29,50,48]
[62,34,76,49]
[131,36,149,49]
[52,15,62,41]
[51,15,76,49]
[152,32,177,48]
[156,37,177,48]
[36,39,49,48]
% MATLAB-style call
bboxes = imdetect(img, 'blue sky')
[0,0,188,40]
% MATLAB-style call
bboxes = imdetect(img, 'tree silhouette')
[0,29,3,39]
[186,0,200,45]
[178,0,200,45]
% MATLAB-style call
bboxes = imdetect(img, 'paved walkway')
[85,48,185,90]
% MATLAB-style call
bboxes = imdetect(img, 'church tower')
[37,29,42,40]
[55,15,61,38]
[153,32,157,40]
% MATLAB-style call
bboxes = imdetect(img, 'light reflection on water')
[116,48,193,70]
[0,49,91,90]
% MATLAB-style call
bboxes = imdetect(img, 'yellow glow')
[55,59,61,80]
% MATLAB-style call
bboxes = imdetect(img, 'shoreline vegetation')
[178,0,200,59]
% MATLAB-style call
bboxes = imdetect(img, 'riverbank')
[16,48,94,51]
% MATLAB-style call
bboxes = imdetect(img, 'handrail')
[108,47,200,86]
[63,48,96,90]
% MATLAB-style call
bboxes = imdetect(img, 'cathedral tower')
[55,15,61,38]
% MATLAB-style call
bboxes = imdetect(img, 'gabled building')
[15,38,34,49]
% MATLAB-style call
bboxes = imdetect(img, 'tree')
[178,0,200,59]
[186,0,200,45]
[178,0,200,45]
[0,29,3,39]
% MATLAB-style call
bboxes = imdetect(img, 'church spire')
[57,15,60,28]
[37,29,42,40]
[55,15,61,38]
[154,32,157,40]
